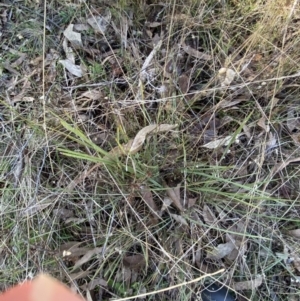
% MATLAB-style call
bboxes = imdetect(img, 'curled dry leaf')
[59,241,92,258]
[63,24,83,47]
[102,124,177,161]
[87,9,111,34]
[62,38,75,63]
[218,68,236,86]
[53,208,74,220]
[72,247,103,271]
[202,133,242,149]
[59,59,83,77]
[164,182,183,211]
[170,213,188,226]
[123,254,146,271]
[81,278,107,291]
[232,275,263,291]
[69,270,91,281]
[140,185,158,212]
[181,42,212,60]
[271,157,300,177]
[161,197,173,212]
[206,241,236,260]
[226,240,246,261]
[257,116,270,133]
[178,73,190,94]
[78,89,103,100]
[129,124,177,155]
[287,108,300,132]
[203,204,217,225]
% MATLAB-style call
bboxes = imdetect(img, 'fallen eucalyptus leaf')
[123,254,146,271]
[129,124,177,154]
[140,185,158,212]
[206,241,235,260]
[59,59,83,77]
[72,247,103,271]
[202,133,241,149]
[87,9,111,34]
[170,213,188,226]
[63,24,83,47]
[203,205,217,225]
[181,42,212,60]
[232,275,263,291]
[164,182,183,211]
[81,278,107,291]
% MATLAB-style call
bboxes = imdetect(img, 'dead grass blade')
[72,247,103,271]
[232,275,263,291]
[181,42,212,60]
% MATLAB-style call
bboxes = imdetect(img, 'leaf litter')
[2,1,300,300]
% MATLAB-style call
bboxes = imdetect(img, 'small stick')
[111,269,225,301]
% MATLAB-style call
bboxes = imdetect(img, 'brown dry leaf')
[59,59,83,77]
[87,9,111,34]
[140,185,158,212]
[81,278,107,291]
[145,21,162,28]
[53,208,74,220]
[129,124,177,155]
[271,157,300,176]
[226,239,246,261]
[63,24,83,48]
[69,270,91,281]
[62,38,75,63]
[287,108,300,132]
[65,217,86,224]
[164,182,183,211]
[104,124,177,159]
[72,247,103,271]
[232,275,263,291]
[288,229,300,238]
[181,42,212,60]
[123,254,146,271]
[203,205,217,225]
[257,116,270,133]
[170,213,188,226]
[161,197,173,212]
[59,241,89,257]
[11,53,27,68]
[2,61,20,76]
[218,68,236,86]
[74,23,90,31]
[188,197,197,208]
[206,241,236,260]
[78,89,103,100]
[290,132,300,146]
[178,74,190,94]
[202,133,242,149]
[228,221,247,239]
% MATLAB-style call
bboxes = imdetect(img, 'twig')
[111,269,225,301]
